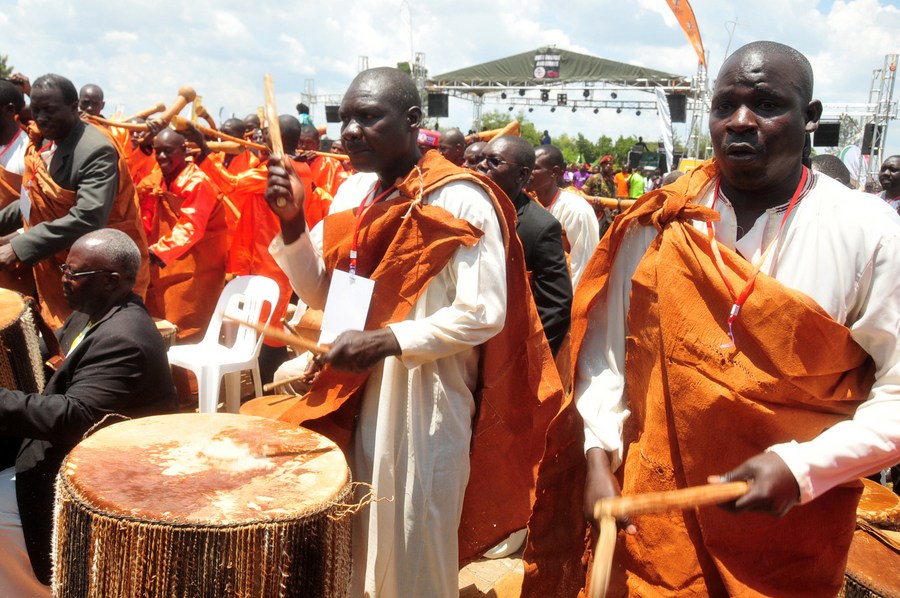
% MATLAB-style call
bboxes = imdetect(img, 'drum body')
[839,479,900,597]
[53,413,352,597]
[153,317,178,349]
[0,288,45,393]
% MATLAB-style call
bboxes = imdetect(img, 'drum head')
[61,412,349,525]
[0,288,26,329]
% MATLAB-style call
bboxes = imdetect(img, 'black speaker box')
[666,94,687,123]
[813,122,841,147]
[324,105,340,123]
[427,93,449,117]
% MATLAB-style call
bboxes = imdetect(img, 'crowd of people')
[0,38,896,597]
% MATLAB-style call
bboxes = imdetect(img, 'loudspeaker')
[813,122,841,147]
[324,105,340,123]
[666,94,687,123]
[627,150,642,169]
[427,93,449,117]
[861,123,883,155]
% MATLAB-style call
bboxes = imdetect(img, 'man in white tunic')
[527,144,600,290]
[528,41,900,597]
[265,67,509,597]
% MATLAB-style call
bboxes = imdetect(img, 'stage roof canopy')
[428,46,688,91]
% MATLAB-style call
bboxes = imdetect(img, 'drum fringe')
[82,412,131,440]
[328,481,390,520]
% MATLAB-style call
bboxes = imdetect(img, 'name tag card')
[318,269,374,345]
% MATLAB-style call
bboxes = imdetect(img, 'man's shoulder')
[806,174,900,234]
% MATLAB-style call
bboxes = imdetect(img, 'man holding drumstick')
[529,41,900,597]
[265,67,563,597]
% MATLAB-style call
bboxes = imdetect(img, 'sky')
[2,0,898,171]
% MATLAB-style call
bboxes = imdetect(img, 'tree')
[0,55,12,79]
[479,110,541,146]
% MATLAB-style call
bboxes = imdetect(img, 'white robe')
[576,172,900,504]
[271,172,507,597]
[546,189,600,290]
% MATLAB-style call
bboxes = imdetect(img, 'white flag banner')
[655,87,674,172]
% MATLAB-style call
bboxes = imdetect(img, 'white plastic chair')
[167,275,281,413]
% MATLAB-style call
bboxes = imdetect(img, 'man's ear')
[407,106,423,130]
[804,100,823,133]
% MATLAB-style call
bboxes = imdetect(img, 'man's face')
[526,151,558,195]
[477,139,529,199]
[339,80,416,175]
[463,143,484,170]
[438,136,464,166]
[78,88,104,116]
[30,86,79,141]
[153,133,187,178]
[879,157,900,194]
[61,243,111,313]
[709,51,818,194]
[601,161,613,176]
[298,132,319,152]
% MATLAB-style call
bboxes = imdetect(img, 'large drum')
[0,288,45,393]
[53,413,352,597]
[839,479,900,597]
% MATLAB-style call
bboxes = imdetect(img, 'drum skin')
[53,413,352,597]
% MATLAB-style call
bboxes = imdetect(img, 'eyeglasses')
[479,155,519,170]
[59,264,113,279]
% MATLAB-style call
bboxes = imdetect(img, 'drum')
[53,413,352,597]
[858,478,900,531]
[839,528,900,597]
[153,317,178,349]
[0,288,45,393]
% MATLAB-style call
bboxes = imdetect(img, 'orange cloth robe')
[198,156,312,345]
[22,124,150,329]
[0,163,34,296]
[522,162,876,597]
[0,164,21,209]
[209,149,261,247]
[275,151,569,565]
[139,163,227,341]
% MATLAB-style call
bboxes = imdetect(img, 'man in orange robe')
[297,123,343,210]
[522,41,900,597]
[181,116,313,382]
[0,74,149,329]
[264,67,567,597]
[138,128,226,342]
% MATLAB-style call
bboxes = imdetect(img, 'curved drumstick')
[171,115,265,150]
[589,481,749,598]
[195,104,217,130]
[155,86,197,125]
[124,102,165,122]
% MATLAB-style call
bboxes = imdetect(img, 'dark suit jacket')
[512,192,573,355]
[0,293,177,583]
[0,120,120,263]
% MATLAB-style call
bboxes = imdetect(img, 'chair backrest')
[200,275,282,359]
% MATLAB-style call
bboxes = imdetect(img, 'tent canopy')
[429,46,687,90]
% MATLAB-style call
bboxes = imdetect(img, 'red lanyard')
[706,166,810,347]
[0,128,22,162]
[350,183,396,275]
[546,188,561,211]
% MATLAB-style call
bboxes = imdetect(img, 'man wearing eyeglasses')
[0,229,176,594]
[477,135,572,356]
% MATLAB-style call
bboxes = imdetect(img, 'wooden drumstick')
[84,114,148,131]
[195,103,217,130]
[222,313,328,355]
[155,85,197,125]
[590,197,636,211]
[124,102,165,122]
[262,372,309,393]
[171,115,266,150]
[263,74,289,207]
[206,141,244,155]
[589,481,749,598]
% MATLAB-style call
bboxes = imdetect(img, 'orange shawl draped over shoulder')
[525,160,876,597]
[277,151,568,563]
[22,123,149,329]
[0,164,21,208]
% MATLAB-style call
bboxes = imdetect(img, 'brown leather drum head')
[0,288,25,329]
[858,478,900,531]
[61,413,350,525]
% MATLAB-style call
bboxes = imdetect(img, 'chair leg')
[198,369,222,413]
[224,371,242,414]
[251,363,263,398]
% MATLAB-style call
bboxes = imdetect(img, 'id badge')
[319,269,375,345]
